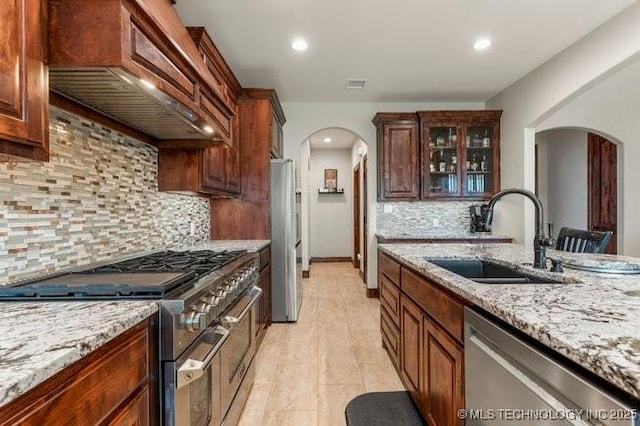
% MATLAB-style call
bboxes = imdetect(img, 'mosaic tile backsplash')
[0,107,210,286]
[376,201,482,237]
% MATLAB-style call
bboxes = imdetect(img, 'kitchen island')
[378,242,640,423]
[380,242,640,397]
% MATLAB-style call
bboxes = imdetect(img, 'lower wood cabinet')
[256,245,272,348]
[400,294,423,404]
[0,317,157,426]
[423,317,464,426]
[379,249,465,426]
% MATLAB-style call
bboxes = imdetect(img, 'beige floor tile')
[237,383,271,425]
[359,363,405,392]
[318,384,365,426]
[319,362,361,385]
[267,363,319,410]
[241,262,406,423]
[350,329,390,364]
[262,410,318,426]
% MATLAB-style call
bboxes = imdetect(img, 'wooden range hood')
[48,0,234,145]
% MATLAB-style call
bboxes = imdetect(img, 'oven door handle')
[221,286,262,329]
[176,326,229,389]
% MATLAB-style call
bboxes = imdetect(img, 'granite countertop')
[0,301,158,408]
[378,243,640,400]
[375,232,513,240]
[0,239,268,408]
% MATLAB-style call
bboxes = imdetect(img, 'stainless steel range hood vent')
[49,68,213,140]
[47,0,234,145]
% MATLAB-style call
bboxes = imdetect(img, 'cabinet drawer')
[379,252,400,285]
[381,306,400,369]
[200,89,232,143]
[130,23,196,100]
[402,268,464,343]
[379,275,400,327]
[0,322,150,425]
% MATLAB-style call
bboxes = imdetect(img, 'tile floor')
[238,262,405,426]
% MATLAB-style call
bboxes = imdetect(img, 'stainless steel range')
[0,249,262,426]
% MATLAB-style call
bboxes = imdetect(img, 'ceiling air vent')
[346,79,368,89]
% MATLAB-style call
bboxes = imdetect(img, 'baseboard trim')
[302,270,310,278]
[366,288,380,298]
[310,257,352,263]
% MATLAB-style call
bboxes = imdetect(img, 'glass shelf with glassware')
[418,110,501,200]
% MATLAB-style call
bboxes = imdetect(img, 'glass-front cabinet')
[423,124,462,197]
[420,111,501,200]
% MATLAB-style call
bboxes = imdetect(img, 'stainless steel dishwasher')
[465,308,639,425]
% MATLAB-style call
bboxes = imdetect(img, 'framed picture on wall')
[324,168,337,190]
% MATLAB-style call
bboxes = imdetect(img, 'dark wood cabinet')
[420,111,502,200]
[0,0,49,161]
[373,113,419,201]
[210,89,285,239]
[378,249,466,424]
[374,110,502,201]
[256,245,272,348]
[423,319,464,426]
[158,28,242,196]
[0,318,157,425]
[400,294,423,404]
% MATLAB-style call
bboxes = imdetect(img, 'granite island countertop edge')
[378,242,640,401]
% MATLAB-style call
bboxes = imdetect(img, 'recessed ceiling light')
[473,38,492,51]
[203,125,214,134]
[323,137,332,143]
[139,79,156,90]
[291,38,309,51]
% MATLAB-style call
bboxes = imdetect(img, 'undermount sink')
[429,260,562,284]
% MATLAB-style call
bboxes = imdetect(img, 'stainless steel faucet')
[484,188,554,269]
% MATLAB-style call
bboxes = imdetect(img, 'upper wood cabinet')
[210,89,286,239]
[0,0,49,161]
[420,111,501,200]
[374,110,502,201]
[158,28,242,196]
[373,113,419,201]
[48,0,234,144]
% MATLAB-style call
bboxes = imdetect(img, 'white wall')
[536,57,640,254]
[309,148,353,258]
[536,129,588,238]
[282,101,484,288]
[486,3,640,247]
[300,140,311,271]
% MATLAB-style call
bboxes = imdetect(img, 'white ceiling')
[175,0,636,102]
[308,128,359,150]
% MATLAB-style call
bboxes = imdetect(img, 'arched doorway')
[535,127,622,253]
[299,127,369,282]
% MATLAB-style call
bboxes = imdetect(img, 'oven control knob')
[215,288,225,297]
[180,310,208,332]
[194,299,212,314]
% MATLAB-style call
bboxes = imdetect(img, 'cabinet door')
[400,294,422,404]
[0,0,48,161]
[380,123,419,200]
[422,318,464,426]
[202,147,227,191]
[224,147,240,193]
[463,121,500,197]
[422,123,462,198]
[107,386,150,426]
[256,264,271,346]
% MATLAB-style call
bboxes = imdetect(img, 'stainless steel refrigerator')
[271,159,302,322]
